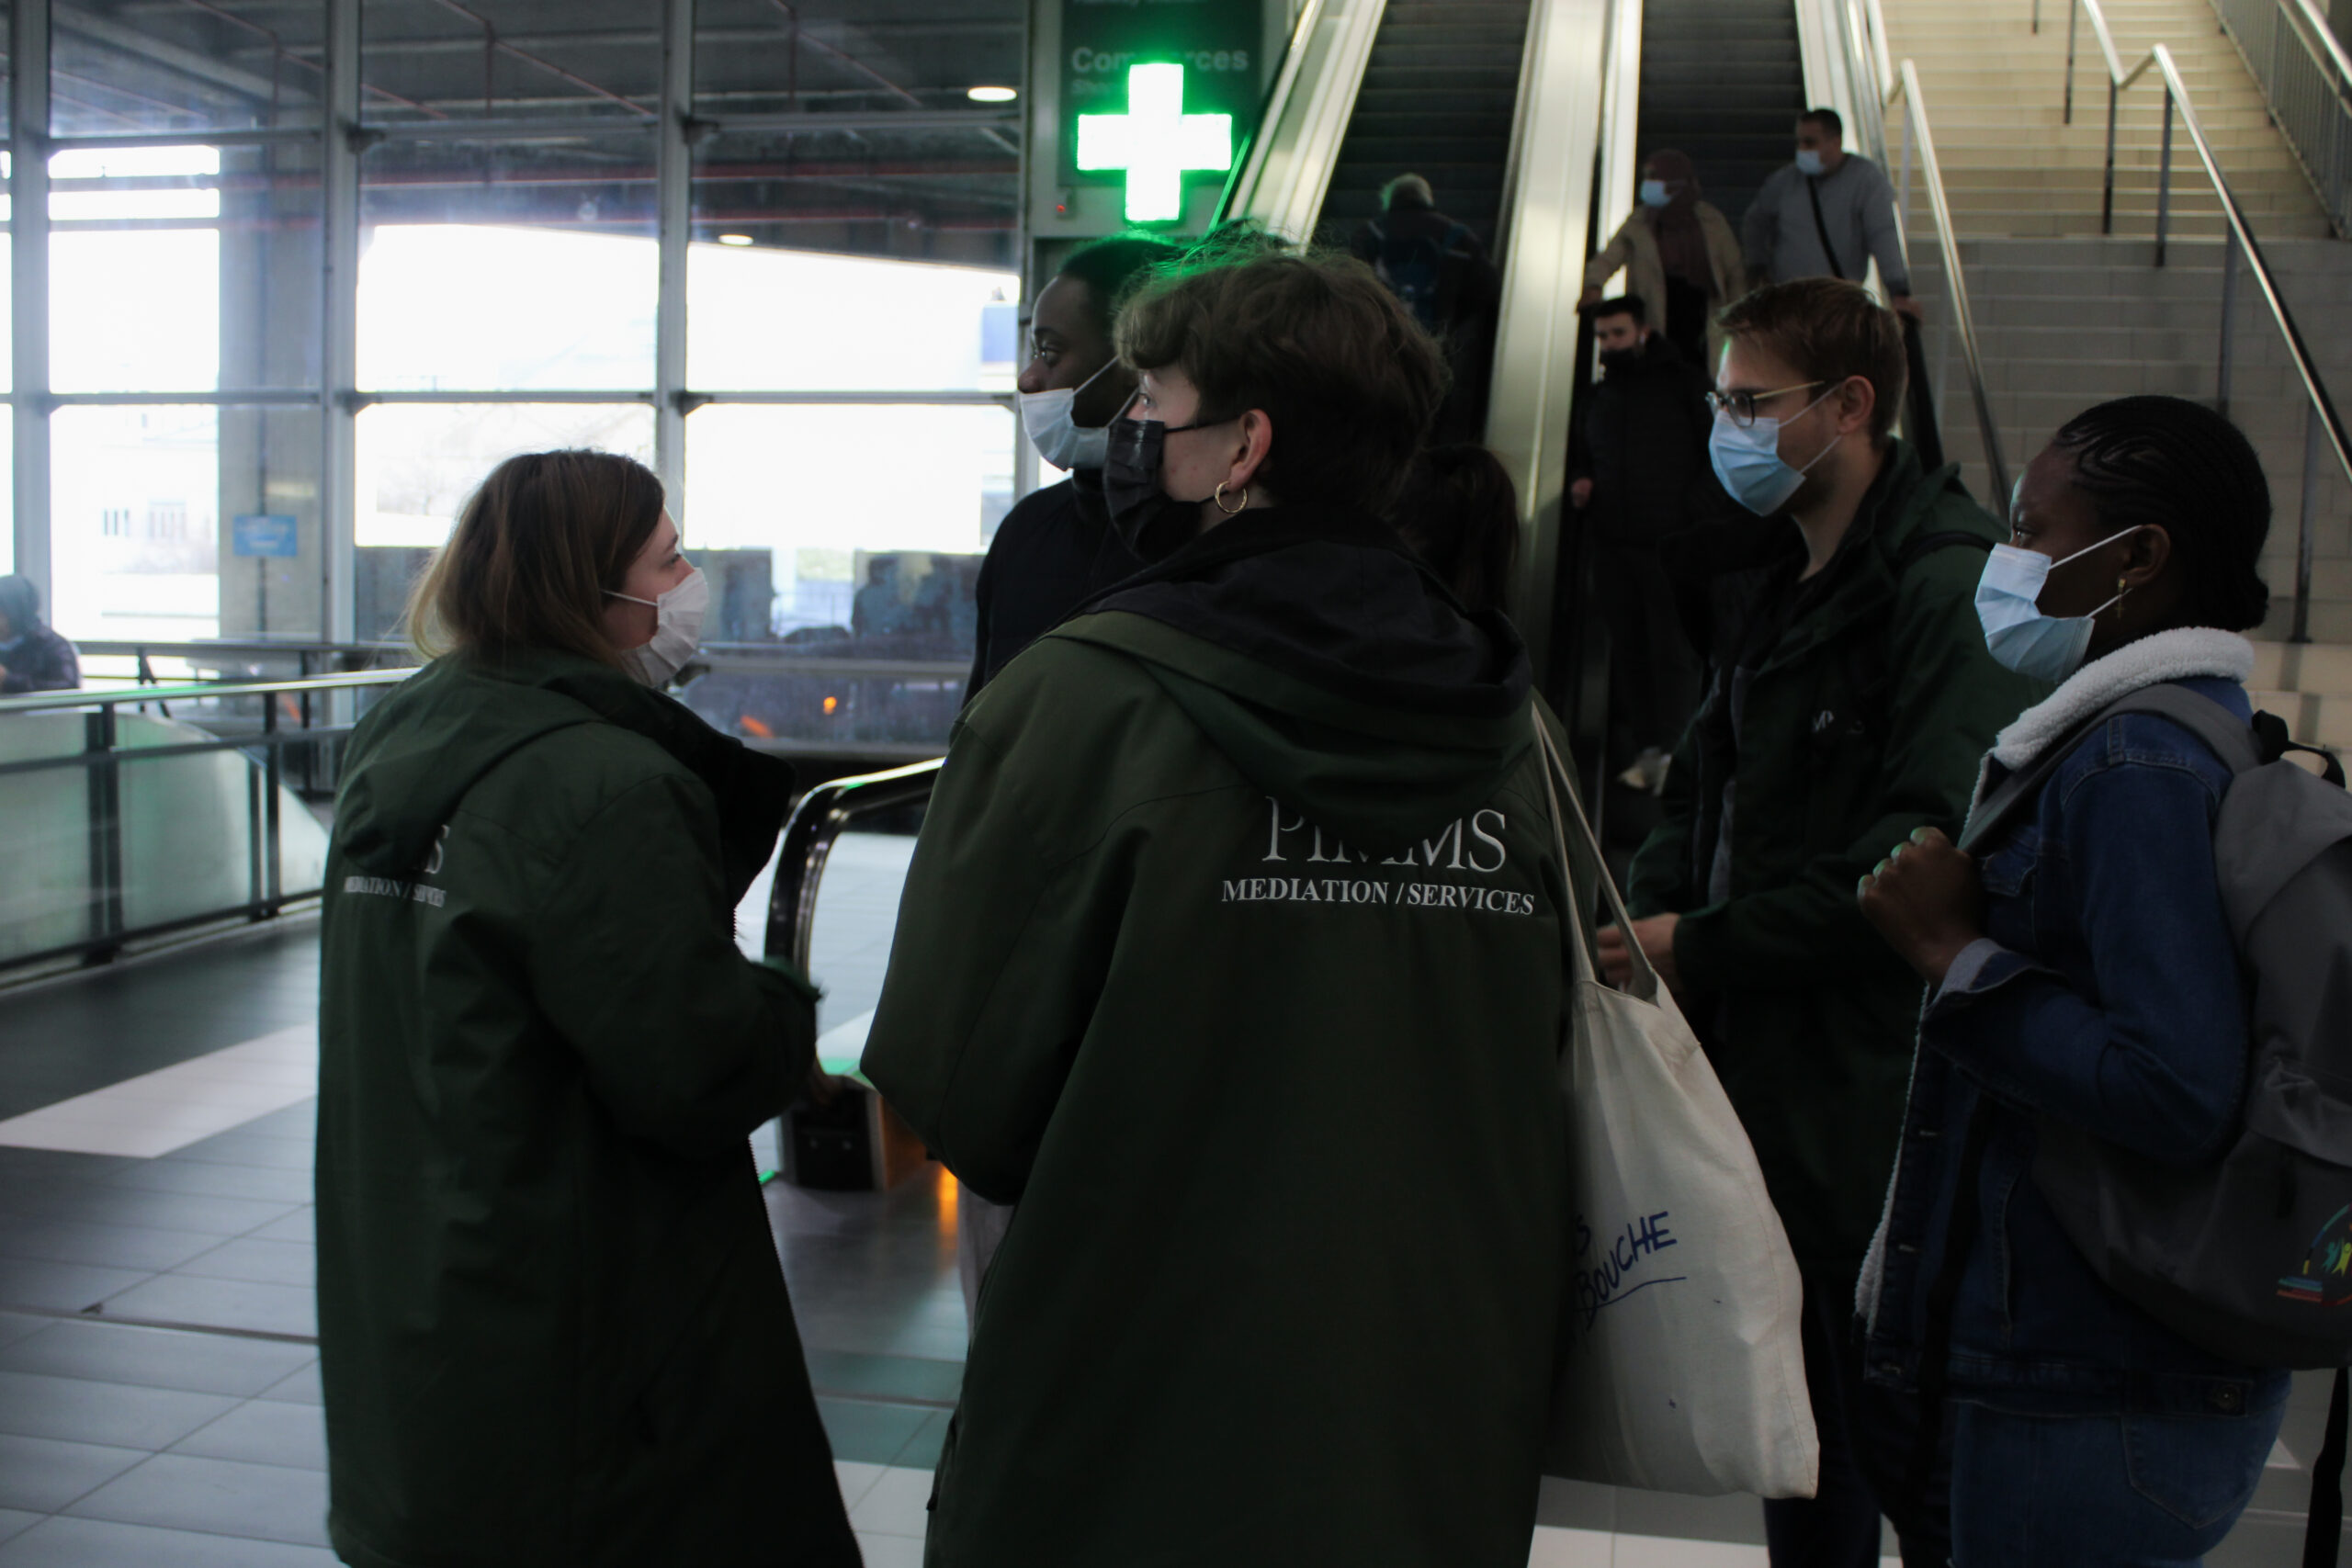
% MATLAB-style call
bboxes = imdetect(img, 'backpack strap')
[1958,684,2260,854]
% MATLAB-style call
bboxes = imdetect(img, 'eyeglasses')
[1705,380,1830,428]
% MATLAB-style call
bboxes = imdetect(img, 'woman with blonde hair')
[315,449,859,1568]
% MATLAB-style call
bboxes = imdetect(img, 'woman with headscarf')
[1580,150,1747,371]
[0,575,81,694]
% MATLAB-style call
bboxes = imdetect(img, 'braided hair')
[2048,394,2272,632]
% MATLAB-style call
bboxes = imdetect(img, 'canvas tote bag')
[1531,713,1818,1498]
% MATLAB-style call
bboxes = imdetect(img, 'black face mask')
[1598,344,1644,373]
[1102,413,1224,562]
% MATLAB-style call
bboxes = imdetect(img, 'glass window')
[51,405,224,644]
[362,1,661,129]
[51,3,325,137]
[688,230,1018,392]
[359,134,658,391]
[48,143,322,394]
[355,401,657,639]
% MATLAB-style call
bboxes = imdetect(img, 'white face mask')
[1796,149,1827,177]
[1639,178,1673,208]
[1707,386,1841,516]
[1973,526,2143,683]
[1016,356,1119,471]
[606,565,708,688]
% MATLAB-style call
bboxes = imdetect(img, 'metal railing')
[763,758,942,973]
[1218,0,1388,237]
[2060,0,2352,640]
[2210,0,2352,240]
[1826,0,2014,500]
[0,668,413,976]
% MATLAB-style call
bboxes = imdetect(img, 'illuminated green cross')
[1075,62,1233,224]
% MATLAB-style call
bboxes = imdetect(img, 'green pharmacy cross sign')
[1075,62,1233,224]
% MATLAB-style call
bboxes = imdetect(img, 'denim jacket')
[1862,655,2290,1419]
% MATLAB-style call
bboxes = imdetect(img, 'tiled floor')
[0,917,2343,1565]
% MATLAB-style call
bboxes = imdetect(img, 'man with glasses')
[1602,277,2039,1568]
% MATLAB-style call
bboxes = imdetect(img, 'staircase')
[1881,0,2352,748]
[1314,0,1533,250]
[1637,0,1807,233]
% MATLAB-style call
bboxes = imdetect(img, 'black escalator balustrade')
[1313,0,1533,250]
[1635,0,1805,238]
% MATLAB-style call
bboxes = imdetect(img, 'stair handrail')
[2205,0,2352,240]
[1216,0,1388,239]
[1878,60,2011,502]
[1819,0,2012,500]
[2063,0,2352,641]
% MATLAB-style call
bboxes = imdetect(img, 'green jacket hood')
[335,649,795,891]
[1052,610,1533,860]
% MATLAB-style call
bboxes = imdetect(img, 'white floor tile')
[1528,1525,1612,1567]
[847,1465,933,1539]
[1611,1536,1770,1568]
[832,1459,888,1512]
[853,1531,927,1568]
[2269,1437,2301,1470]
[0,1028,318,1159]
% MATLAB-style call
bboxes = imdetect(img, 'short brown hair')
[1114,250,1445,515]
[1716,277,1907,443]
[406,449,665,667]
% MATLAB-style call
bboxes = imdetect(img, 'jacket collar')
[1988,627,2256,771]
[1758,439,1945,671]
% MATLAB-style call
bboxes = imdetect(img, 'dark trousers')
[1766,1266,1954,1568]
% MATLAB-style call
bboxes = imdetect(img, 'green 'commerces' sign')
[1062,0,1265,225]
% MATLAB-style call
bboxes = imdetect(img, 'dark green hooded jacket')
[862,514,1577,1568]
[1629,442,2042,1266]
[315,649,857,1568]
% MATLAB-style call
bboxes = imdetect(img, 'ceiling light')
[967,85,1018,104]
[717,233,754,246]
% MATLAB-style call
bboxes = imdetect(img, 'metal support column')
[656,0,695,514]
[11,1,50,604]
[2155,92,2174,266]
[2216,225,2239,417]
[320,0,361,641]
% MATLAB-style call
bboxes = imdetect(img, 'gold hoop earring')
[1213,481,1248,515]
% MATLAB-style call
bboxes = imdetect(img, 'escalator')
[1312,1,1535,248]
[1636,0,1805,235]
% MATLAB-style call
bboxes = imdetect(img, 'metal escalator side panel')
[1483,0,1617,686]
[1225,0,1389,239]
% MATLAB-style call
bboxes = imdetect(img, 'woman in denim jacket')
[1853,395,2288,1566]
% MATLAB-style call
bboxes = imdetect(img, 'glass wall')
[13,0,1027,755]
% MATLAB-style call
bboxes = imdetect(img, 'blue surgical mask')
[1639,179,1672,209]
[1708,387,1841,516]
[1973,526,2143,682]
[1796,149,1826,177]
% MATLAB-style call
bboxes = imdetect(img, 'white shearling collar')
[1987,627,2254,772]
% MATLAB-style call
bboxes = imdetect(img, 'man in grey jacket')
[1743,108,1923,321]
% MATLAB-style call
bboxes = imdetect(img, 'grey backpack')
[1961,682,2352,1371]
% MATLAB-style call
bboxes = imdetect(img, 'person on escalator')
[1608,278,2041,1568]
[1567,294,1730,810]
[969,233,1182,698]
[1745,109,1924,323]
[1578,150,1747,370]
[0,576,81,694]
[314,450,860,1568]
[862,250,1575,1567]
[1351,173,1502,441]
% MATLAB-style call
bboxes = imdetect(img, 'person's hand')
[1570,477,1594,510]
[1890,293,1927,321]
[1858,827,1983,986]
[1578,286,1603,310]
[1597,913,1680,993]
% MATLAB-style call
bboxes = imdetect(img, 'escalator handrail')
[1880,59,2011,503]
[1218,0,1388,238]
[763,757,943,972]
